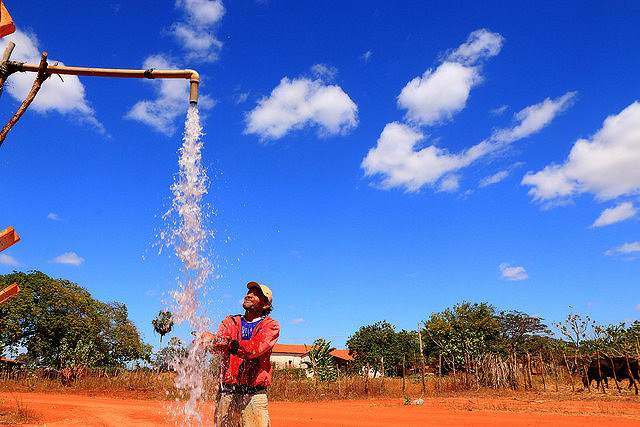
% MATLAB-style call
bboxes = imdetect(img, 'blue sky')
[1,0,639,351]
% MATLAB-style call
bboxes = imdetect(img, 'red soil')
[2,391,640,426]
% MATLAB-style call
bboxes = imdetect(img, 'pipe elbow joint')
[186,69,200,84]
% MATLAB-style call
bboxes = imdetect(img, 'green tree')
[303,338,337,381]
[152,310,174,347]
[498,310,551,354]
[0,271,151,368]
[346,320,410,377]
[422,302,501,371]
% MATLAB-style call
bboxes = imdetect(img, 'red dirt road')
[2,392,640,426]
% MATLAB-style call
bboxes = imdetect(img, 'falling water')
[163,104,212,424]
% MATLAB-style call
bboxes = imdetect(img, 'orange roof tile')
[329,349,354,361]
[272,344,308,354]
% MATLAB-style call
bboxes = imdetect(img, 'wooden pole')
[550,353,559,392]
[563,353,575,392]
[0,41,15,98]
[538,351,547,391]
[596,351,605,393]
[438,354,442,392]
[606,354,621,393]
[402,354,406,392]
[0,52,52,147]
[625,354,638,395]
[417,322,426,393]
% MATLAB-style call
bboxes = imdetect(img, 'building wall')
[271,352,303,369]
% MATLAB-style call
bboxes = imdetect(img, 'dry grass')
[2,369,639,404]
[0,395,40,424]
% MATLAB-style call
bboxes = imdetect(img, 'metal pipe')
[7,61,200,104]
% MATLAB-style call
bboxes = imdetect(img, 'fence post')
[625,354,638,395]
[438,354,442,392]
[596,351,605,393]
[417,322,426,393]
[365,363,369,396]
[402,354,406,392]
[550,352,558,392]
[606,354,621,393]
[538,351,546,391]
[562,353,575,392]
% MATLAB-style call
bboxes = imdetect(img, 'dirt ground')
[2,391,640,426]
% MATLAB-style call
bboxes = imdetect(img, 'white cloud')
[606,241,640,256]
[479,170,509,187]
[491,105,508,115]
[491,92,576,143]
[52,252,84,265]
[245,69,358,140]
[290,318,304,324]
[361,122,495,192]
[0,30,103,131]
[172,0,225,62]
[398,62,481,127]
[125,54,214,135]
[591,202,637,227]
[445,29,504,65]
[438,174,460,192]
[397,29,502,127]
[522,101,640,202]
[499,263,528,281]
[361,50,372,63]
[234,91,249,104]
[0,254,20,266]
[364,94,573,192]
[310,63,337,81]
[47,212,63,221]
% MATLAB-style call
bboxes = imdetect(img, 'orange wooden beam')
[0,2,16,38]
[0,282,19,304]
[0,226,19,252]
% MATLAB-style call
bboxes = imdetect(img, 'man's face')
[243,287,269,313]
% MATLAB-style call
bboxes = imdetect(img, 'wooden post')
[402,354,406,392]
[417,322,426,393]
[606,354,621,393]
[538,351,546,391]
[596,351,605,393]
[438,354,442,392]
[364,363,369,396]
[0,41,15,98]
[0,52,53,147]
[563,353,575,392]
[625,354,638,395]
[550,353,559,392]
[379,356,384,394]
[583,364,591,393]
[526,352,533,390]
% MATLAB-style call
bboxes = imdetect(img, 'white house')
[270,344,354,374]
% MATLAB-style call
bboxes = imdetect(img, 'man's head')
[243,282,273,316]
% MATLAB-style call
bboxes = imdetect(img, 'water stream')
[163,104,213,424]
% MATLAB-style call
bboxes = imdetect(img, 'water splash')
[164,104,212,424]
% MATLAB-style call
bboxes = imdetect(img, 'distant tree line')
[343,301,640,379]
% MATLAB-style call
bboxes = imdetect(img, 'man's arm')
[231,319,280,360]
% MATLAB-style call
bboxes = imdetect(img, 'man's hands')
[191,331,230,353]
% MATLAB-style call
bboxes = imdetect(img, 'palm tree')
[152,310,174,348]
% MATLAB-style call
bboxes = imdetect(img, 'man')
[200,282,279,427]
